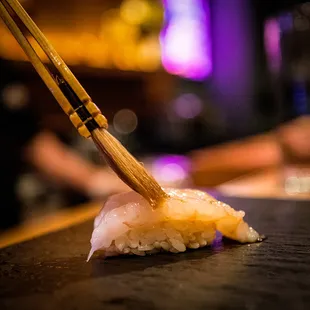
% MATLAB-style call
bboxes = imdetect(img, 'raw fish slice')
[88,188,261,260]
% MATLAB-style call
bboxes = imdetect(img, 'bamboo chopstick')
[0,0,169,207]
[4,0,90,104]
[0,1,73,116]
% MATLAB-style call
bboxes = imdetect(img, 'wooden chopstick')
[4,0,91,104]
[0,0,169,207]
[0,1,74,116]
[0,0,108,137]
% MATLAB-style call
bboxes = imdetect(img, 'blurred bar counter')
[0,202,101,249]
[218,168,310,200]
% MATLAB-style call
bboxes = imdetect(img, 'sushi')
[88,188,261,260]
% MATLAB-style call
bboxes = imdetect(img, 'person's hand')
[277,116,310,159]
[25,131,130,198]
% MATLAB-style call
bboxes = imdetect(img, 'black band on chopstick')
[56,76,98,132]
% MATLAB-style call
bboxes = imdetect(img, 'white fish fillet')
[88,188,260,260]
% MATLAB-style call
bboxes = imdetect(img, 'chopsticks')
[3,0,90,105]
[0,0,168,207]
[0,1,70,119]
[0,0,106,138]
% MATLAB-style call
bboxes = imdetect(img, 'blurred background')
[1,0,310,234]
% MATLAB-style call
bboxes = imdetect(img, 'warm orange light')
[136,36,161,72]
[120,0,151,25]
[0,2,162,73]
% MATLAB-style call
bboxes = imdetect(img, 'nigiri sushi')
[88,188,261,260]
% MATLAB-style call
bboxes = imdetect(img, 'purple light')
[160,0,212,81]
[173,93,203,119]
[151,155,191,186]
[278,12,293,33]
[264,18,281,73]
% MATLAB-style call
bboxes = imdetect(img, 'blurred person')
[0,59,128,231]
[276,116,310,162]
[190,115,310,187]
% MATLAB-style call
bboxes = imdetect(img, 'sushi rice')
[88,188,260,260]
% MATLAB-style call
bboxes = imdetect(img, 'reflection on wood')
[0,202,101,249]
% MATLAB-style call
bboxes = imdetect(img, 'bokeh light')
[0,1,163,73]
[113,109,138,135]
[264,18,281,74]
[160,0,212,81]
[173,93,203,119]
[2,83,29,110]
[151,155,191,187]
[120,0,151,25]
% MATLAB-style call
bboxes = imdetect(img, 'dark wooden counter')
[1,196,310,309]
